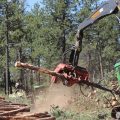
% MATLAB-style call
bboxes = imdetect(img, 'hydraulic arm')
[51,0,120,87]
[69,0,120,66]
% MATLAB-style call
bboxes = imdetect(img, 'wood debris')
[0,97,55,120]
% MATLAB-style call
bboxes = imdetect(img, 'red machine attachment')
[51,63,89,87]
[51,63,117,95]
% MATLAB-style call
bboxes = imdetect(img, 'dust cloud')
[31,83,74,112]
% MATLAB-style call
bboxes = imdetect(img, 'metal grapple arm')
[69,0,120,66]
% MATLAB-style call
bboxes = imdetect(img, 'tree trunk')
[19,47,24,83]
[88,51,92,80]
[5,4,11,95]
[62,30,66,63]
[30,70,33,90]
[37,57,41,85]
[99,53,104,79]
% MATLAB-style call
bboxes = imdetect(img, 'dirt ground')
[29,82,115,120]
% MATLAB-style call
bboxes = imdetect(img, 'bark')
[30,70,33,90]
[0,116,11,120]
[10,103,27,106]
[0,106,30,116]
[5,4,10,95]
[40,117,56,120]
[99,53,104,79]
[62,30,66,63]
[0,116,36,120]
[37,57,41,85]
[15,62,67,82]
[19,112,49,117]
[0,98,55,120]
[0,107,19,111]
[0,96,5,100]
[0,113,55,120]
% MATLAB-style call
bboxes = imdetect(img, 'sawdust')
[31,83,74,112]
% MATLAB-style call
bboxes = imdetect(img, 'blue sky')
[26,0,104,11]
[26,0,42,11]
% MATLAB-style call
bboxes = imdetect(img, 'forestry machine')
[51,0,120,87]
[15,1,120,118]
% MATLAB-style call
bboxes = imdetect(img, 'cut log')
[0,101,12,104]
[0,97,5,100]
[10,103,28,106]
[40,116,56,120]
[20,112,49,118]
[10,117,38,120]
[0,106,20,108]
[0,97,56,120]
[13,113,50,118]
[15,61,67,81]
[0,116,11,120]
[0,114,54,120]
[0,106,30,116]
[39,114,51,118]
[0,107,19,111]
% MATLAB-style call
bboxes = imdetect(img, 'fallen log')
[19,112,49,118]
[0,112,54,120]
[11,117,39,120]
[0,106,30,116]
[0,97,55,120]
[13,115,52,120]
[0,116,37,120]
[0,107,19,111]
[0,116,11,120]
[0,105,21,109]
[10,103,28,107]
[40,116,56,120]
[0,101,12,104]
[0,97,5,100]
[14,116,54,120]
[0,115,55,120]
[39,114,51,118]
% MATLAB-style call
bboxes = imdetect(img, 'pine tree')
[0,0,26,94]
